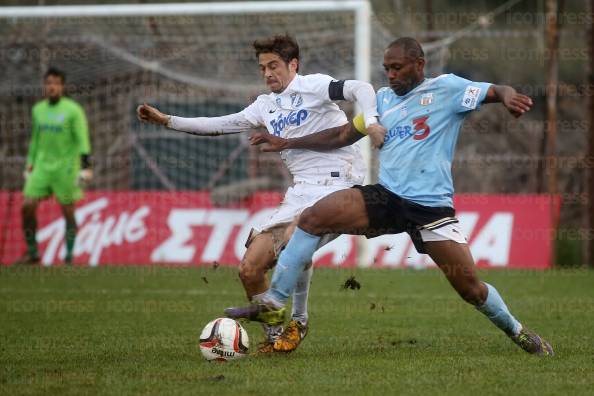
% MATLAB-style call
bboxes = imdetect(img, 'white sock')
[290,263,313,325]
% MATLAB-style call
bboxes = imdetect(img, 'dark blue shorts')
[353,184,458,253]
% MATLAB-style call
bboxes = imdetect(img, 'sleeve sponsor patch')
[461,85,481,109]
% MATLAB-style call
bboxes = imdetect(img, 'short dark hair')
[44,67,66,83]
[387,37,424,60]
[253,34,300,68]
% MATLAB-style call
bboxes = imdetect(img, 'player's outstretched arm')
[483,85,533,118]
[137,103,256,136]
[249,122,363,152]
[338,80,380,129]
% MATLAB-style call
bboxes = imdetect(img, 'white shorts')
[419,223,467,244]
[255,181,353,232]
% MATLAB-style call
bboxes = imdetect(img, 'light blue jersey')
[377,73,491,208]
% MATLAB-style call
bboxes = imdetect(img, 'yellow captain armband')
[353,113,367,135]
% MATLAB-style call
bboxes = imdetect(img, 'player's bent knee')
[458,283,487,306]
[238,258,263,284]
[298,207,325,235]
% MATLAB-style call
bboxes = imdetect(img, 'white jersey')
[240,74,366,185]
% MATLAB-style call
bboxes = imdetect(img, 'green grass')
[1,266,593,395]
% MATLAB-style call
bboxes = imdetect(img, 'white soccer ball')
[199,318,249,361]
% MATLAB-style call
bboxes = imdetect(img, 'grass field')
[1,265,593,395]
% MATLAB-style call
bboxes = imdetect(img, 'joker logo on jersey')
[270,109,308,136]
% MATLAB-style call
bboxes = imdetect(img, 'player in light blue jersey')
[226,37,554,356]
[375,74,491,208]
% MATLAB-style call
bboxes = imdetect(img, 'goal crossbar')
[0,1,368,18]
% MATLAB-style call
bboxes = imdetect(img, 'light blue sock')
[291,264,313,324]
[266,227,320,306]
[476,283,522,336]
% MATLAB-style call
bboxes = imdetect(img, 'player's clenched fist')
[366,123,387,149]
[137,103,170,126]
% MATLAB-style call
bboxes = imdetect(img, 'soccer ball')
[199,318,249,361]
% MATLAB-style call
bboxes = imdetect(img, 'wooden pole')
[544,0,560,262]
[585,0,594,267]
[425,0,434,36]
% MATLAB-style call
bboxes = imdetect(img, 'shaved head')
[383,37,426,96]
[387,37,424,61]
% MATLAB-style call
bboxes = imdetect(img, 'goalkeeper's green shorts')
[23,166,82,204]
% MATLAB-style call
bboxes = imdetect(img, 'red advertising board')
[0,192,559,268]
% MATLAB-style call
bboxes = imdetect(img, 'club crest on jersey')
[275,97,282,107]
[270,109,309,136]
[420,93,433,106]
[290,92,304,108]
[400,106,408,117]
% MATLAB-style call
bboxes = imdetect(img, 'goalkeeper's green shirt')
[27,97,90,172]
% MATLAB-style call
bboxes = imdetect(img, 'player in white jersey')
[137,35,385,353]
[227,37,554,356]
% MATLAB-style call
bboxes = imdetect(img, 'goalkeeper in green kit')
[15,67,92,265]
